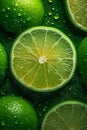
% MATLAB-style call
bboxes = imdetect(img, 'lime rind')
[11,26,77,92]
[41,100,87,130]
[64,0,87,32]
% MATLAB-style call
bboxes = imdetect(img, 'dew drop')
[52,7,55,11]
[1,121,5,126]
[23,20,26,23]
[7,7,10,10]
[15,121,18,125]
[20,9,22,12]
[13,8,16,11]
[69,87,72,91]
[39,113,42,117]
[48,11,52,16]
[51,22,54,25]
[26,17,31,21]
[5,105,7,108]
[54,14,60,20]
[2,9,5,12]
[15,2,18,7]
[14,116,17,118]
[48,0,54,3]
[6,14,8,18]
[18,13,22,16]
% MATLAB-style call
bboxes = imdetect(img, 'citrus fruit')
[41,100,87,130]
[0,0,44,34]
[64,0,87,32]
[77,37,87,86]
[0,96,38,130]
[11,26,76,92]
[0,43,7,85]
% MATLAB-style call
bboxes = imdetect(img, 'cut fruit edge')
[64,0,87,32]
[10,26,77,92]
[41,100,87,129]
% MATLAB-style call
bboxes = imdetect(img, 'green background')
[0,0,87,129]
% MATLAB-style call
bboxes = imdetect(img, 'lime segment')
[11,26,76,92]
[41,101,87,130]
[64,0,87,32]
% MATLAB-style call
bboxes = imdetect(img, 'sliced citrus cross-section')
[64,0,87,32]
[41,101,87,130]
[11,26,76,92]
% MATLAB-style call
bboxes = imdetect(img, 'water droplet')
[6,14,8,18]
[7,7,10,10]
[13,8,16,11]
[20,9,22,12]
[1,121,5,126]
[69,87,72,91]
[39,113,42,117]
[48,0,54,3]
[26,17,31,21]
[18,13,22,16]
[54,14,59,20]
[5,105,7,108]
[15,2,18,7]
[21,122,23,125]
[51,22,54,25]
[2,9,5,12]
[52,7,55,11]
[14,116,17,118]
[23,20,26,23]
[15,121,18,125]
[48,11,52,16]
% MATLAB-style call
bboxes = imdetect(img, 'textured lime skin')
[0,96,38,130]
[0,0,44,34]
[0,44,7,85]
[78,37,87,86]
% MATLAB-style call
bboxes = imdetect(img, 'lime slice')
[64,0,87,32]
[41,101,87,130]
[11,26,76,92]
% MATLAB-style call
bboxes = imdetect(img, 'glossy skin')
[0,96,38,130]
[0,0,44,34]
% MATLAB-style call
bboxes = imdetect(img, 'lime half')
[41,101,87,130]
[64,0,87,32]
[11,26,76,92]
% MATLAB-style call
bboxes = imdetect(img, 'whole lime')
[0,96,38,130]
[0,44,7,85]
[0,0,44,34]
[78,37,87,86]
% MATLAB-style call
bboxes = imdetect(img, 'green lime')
[0,0,44,34]
[41,100,87,130]
[0,43,7,85]
[64,0,87,32]
[78,37,87,86]
[0,96,38,130]
[11,26,76,92]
